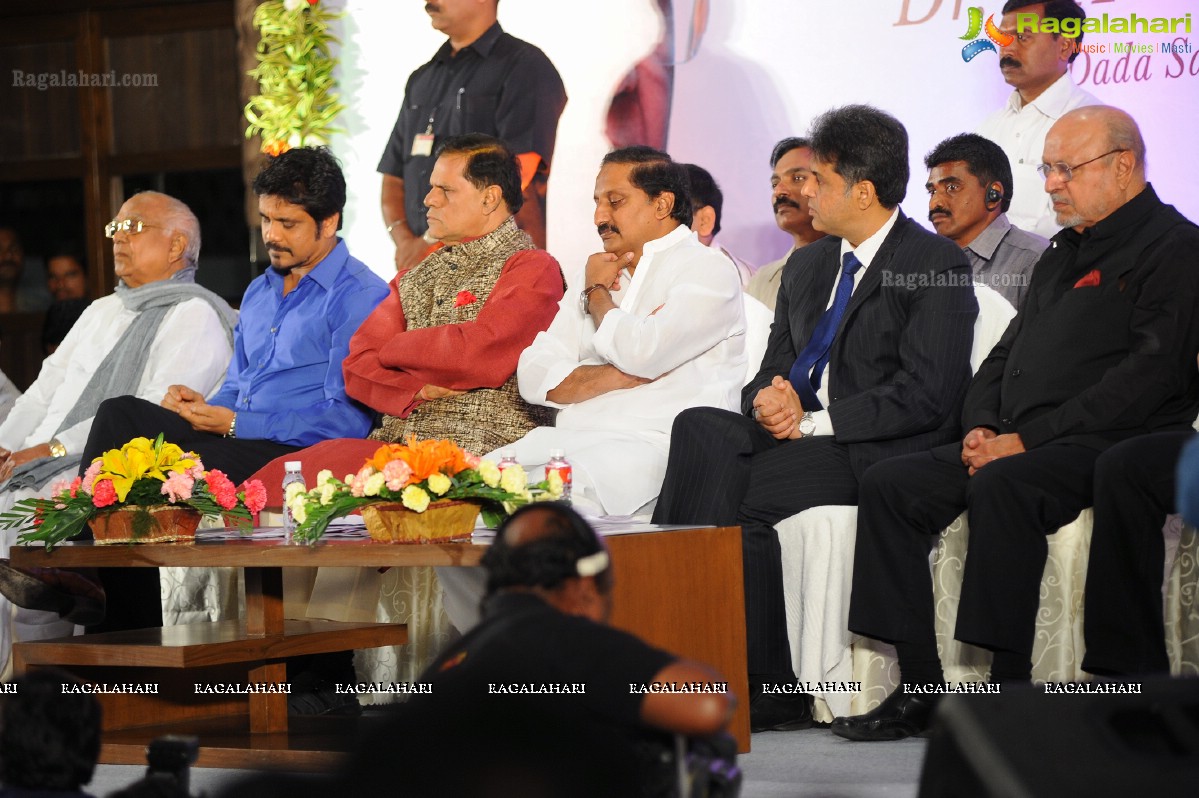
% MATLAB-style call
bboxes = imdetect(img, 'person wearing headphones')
[331,502,736,797]
[925,133,1049,309]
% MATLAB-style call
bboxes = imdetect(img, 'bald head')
[1042,105,1146,231]
[481,503,614,620]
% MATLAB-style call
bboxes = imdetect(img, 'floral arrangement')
[244,0,345,156]
[0,436,267,550]
[288,439,564,544]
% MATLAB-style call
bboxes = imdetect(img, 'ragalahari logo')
[960,7,1014,62]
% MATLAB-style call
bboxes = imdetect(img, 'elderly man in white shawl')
[0,191,235,674]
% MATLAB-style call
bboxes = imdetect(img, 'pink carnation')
[240,480,267,514]
[382,459,413,492]
[49,479,71,497]
[68,476,82,498]
[161,471,195,503]
[463,452,481,469]
[92,480,117,508]
[81,460,102,495]
[188,462,205,480]
[205,469,238,510]
[350,471,368,497]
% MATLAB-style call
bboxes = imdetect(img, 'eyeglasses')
[1036,149,1126,182]
[104,218,159,238]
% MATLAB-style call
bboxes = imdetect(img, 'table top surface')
[8,525,717,569]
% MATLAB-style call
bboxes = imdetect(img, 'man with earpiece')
[925,133,1049,310]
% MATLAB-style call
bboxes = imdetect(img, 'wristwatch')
[225,413,238,439]
[48,438,67,458]
[798,411,817,438]
[579,283,607,314]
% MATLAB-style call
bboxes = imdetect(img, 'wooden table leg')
[243,567,288,733]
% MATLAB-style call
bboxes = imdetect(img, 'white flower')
[364,472,387,497]
[478,461,501,488]
[316,469,335,487]
[318,483,337,506]
[546,470,564,498]
[401,485,431,513]
[500,466,527,494]
[282,0,305,11]
[284,481,307,502]
[427,472,451,495]
[290,498,307,525]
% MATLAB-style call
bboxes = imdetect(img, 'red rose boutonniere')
[454,290,478,308]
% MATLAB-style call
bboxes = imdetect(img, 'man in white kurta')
[437,148,746,632]
[512,156,745,517]
[0,191,233,677]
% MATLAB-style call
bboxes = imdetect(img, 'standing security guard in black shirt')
[378,0,566,271]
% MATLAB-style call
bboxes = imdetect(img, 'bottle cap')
[284,461,302,471]
[500,450,515,459]
[549,448,565,458]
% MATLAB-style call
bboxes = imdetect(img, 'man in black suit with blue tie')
[653,105,978,732]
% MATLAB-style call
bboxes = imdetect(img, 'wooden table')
[11,526,749,769]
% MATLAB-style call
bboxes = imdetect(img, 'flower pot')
[359,500,480,544]
[88,506,203,544]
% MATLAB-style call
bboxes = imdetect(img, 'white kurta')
[514,225,746,515]
[976,73,1099,239]
[0,292,232,679]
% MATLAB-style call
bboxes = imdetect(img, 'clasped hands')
[162,384,234,435]
[752,376,805,440]
[960,427,1025,475]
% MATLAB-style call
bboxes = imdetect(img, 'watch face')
[799,415,817,436]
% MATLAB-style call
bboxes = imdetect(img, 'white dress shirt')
[806,209,900,437]
[977,73,1099,238]
[515,224,746,515]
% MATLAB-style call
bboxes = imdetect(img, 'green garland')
[244,0,346,155]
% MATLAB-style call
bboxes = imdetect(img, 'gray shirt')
[963,214,1049,310]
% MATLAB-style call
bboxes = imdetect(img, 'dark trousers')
[848,442,1098,659]
[652,407,860,676]
[1082,431,1193,675]
[80,396,299,632]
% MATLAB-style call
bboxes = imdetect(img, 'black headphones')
[985,185,1004,209]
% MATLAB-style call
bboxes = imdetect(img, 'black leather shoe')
[750,690,813,732]
[830,688,939,741]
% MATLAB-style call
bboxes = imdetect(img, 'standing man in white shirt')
[512,146,747,519]
[977,0,1098,238]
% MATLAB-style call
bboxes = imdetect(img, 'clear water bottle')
[497,450,519,474]
[281,461,305,543]
[545,449,572,503]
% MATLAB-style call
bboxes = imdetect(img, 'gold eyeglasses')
[1036,149,1127,182]
[104,218,160,238]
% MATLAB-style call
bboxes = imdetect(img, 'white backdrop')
[331,0,1199,282]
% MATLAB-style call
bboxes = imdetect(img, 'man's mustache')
[1000,56,1021,69]
[267,244,292,254]
[929,207,951,222]
[425,3,441,13]
[597,222,620,237]
[774,197,800,212]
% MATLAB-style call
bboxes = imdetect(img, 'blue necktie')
[788,251,863,410]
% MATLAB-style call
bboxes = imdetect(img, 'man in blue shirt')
[81,146,388,484]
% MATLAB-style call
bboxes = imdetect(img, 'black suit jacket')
[964,185,1199,451]
[744,211,978,478]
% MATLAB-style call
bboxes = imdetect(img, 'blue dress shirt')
[209,240,388,446]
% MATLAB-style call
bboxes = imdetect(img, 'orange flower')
[365,439,472,481]
[263,139,290,157]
